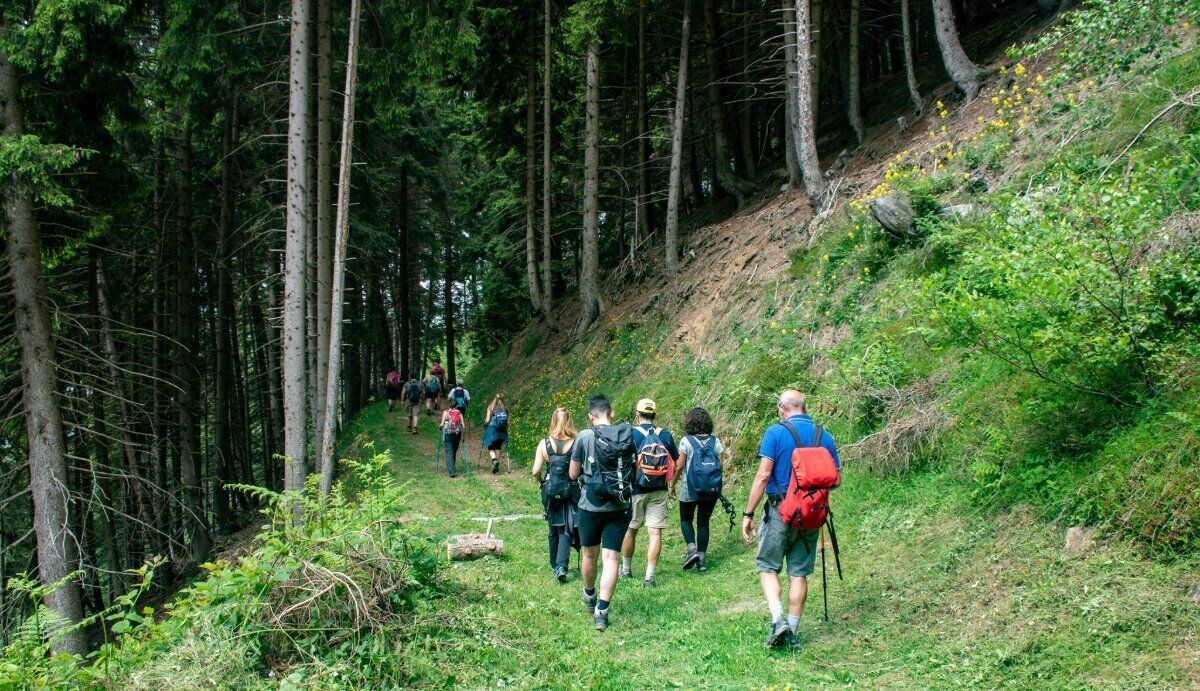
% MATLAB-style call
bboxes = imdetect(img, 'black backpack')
[584,423,636,506]
[405,379,422,403]
[541,438,574,508]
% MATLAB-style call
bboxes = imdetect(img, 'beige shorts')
[629,490,669,530]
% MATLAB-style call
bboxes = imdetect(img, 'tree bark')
[577,42,602,336]
[635,0,652,252]
[1,50,87,656]
[314,0,333,460]
[284,0,312,494]
[398,168,411,374]
[319,0,361,495]
[665,0,691,276]
[781,0,801,186]
[846,0,866,144]
[443,211,457,386]
[702,0,754,205]
[791,0,825,209]
[541,0,554,319]
[524,62,543,315]
[212,93,238,533]
[932,0,982,100]
[901,0,924,112]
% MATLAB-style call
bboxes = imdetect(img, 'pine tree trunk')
[931,0,981,100]
[665,0,691,276]
[212,94,238,533]
[443,214,457,386]
[702,0,754,205]
[846,0,866,144]
[635,0,652,251]
[577,42,603,336]
[811,0,822,107]
[792,0,825,209]
[901,0,924,112]
[2,51,88,656]
[524,63,543,315]
[318,0,361,495]
[398,168,411,374]
[735,0,756,179]
[284,0,312,494]
[781,0,801,186]
[176,124,211,560]
[541,0,554,319]
[314,0,333,458]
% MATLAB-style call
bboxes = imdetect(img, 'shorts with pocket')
[407,402,420,417]
[755,503,820,577]
[577,508,631,551]
[628,490,669,530]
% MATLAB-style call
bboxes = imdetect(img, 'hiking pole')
[826,508,843,581]
[434,429,443,473]
[820,526,829,623]
[718,494,737,533]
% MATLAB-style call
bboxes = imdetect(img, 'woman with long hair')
[672,407,725,572]
[531,408,580,582]
[482,393,510,474]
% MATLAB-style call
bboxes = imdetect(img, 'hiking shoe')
[642,577,657,588]
[491,461,500,474]
[619,566,633,580]
[764,619,791,649]
[593,610,608,631]
[554,567,567,584]
[582,592,597,612]
[787,629,802,651]
[448,473,458,478]
[698,555,708,573]
[682,549,700,570]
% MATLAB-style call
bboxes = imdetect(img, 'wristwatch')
[742,511,755,519]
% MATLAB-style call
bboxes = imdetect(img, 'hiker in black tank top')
[532,408,579,583]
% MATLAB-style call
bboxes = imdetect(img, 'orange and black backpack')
[776,422,839,530]
[635,425,673,491]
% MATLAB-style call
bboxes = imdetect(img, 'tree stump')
[446,518,505,560]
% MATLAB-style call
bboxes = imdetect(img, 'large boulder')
[869,192,921,242]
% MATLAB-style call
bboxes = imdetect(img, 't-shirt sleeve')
[714,437,726,456]
[758,425,779,463]
[677,436,692,460]
[571,431,590,465]
[663,430,679,460]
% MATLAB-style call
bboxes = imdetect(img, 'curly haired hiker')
[570,395,636,631]
[621,399,677,588]
[532,408,580,583]
[672,406,725,573]
[742,390,840,651]
[483,393,509,474]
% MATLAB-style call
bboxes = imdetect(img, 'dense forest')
[2,0,1198,685]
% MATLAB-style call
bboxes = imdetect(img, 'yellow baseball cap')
[636,399,657,414]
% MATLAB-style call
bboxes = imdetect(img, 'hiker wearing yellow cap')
[621,398,677,588]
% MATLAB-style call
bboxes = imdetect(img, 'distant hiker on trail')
[532,408,581,583]
[570,395,637,631]
[742,390,840,650]
[621,399,677,588]
[483,393,509,475]
[449,382,471,415]
[673,407,725,573]
[385,368,402,413]
[431,361,446,396]
[423,373,442,415]
[404,372,422,434]
[439,399,466,478]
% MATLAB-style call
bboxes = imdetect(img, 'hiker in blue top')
[482,393,509,474]
[741,390,839,651]
[620,399,678,588]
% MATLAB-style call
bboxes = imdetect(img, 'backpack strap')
[810,425,824,448]
[779,421,803,447]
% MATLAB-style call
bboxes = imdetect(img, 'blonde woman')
[532,408,580,582]
[482,393,510,474]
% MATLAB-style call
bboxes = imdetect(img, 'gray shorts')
[755,504,820,577]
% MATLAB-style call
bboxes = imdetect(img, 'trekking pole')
[820,526,829,622]
[827,508,843,581]
[434,429,443,473]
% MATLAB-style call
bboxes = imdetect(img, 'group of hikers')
[528,390,841,648]
[384,362,508,476]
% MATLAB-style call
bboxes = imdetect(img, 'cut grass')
[345,402,1200,688]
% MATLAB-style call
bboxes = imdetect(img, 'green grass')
[345,401,1200,688]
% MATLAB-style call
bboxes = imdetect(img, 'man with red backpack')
[742,390,840,651]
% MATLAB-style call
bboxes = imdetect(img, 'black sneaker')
[555,567,567,584]
[491,461,500,474]
[682,549,700,570]
[764,619,790,648]
[594,610,608,631]
[642,577,657,588]
[698,554,708,572]
[582,592,597,612]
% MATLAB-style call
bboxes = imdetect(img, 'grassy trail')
[346,402,1198,688]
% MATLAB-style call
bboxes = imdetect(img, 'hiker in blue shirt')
[741,390,839,651]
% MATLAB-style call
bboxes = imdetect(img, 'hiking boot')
[787,629,802,651]
[491,460,500,474]
[764,619,791,649]
[554,567,567,584]
[582,592,597,612]
[593,610,608,631]
[619,566,633,580]
[642,577,657,589]
[698,554,708,573]
[682,548,700,570]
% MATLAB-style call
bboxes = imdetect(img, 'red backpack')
[444,409,463,434]
[776,423,839,530]
[386,371,401,386]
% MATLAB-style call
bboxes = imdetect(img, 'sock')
[768,600,784,623]
[687,543,697,553]
[584,588,596,598]
[644,565,656,580]
[621,557,631,571]
[596,599,609,613]
[787,614,801,632]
